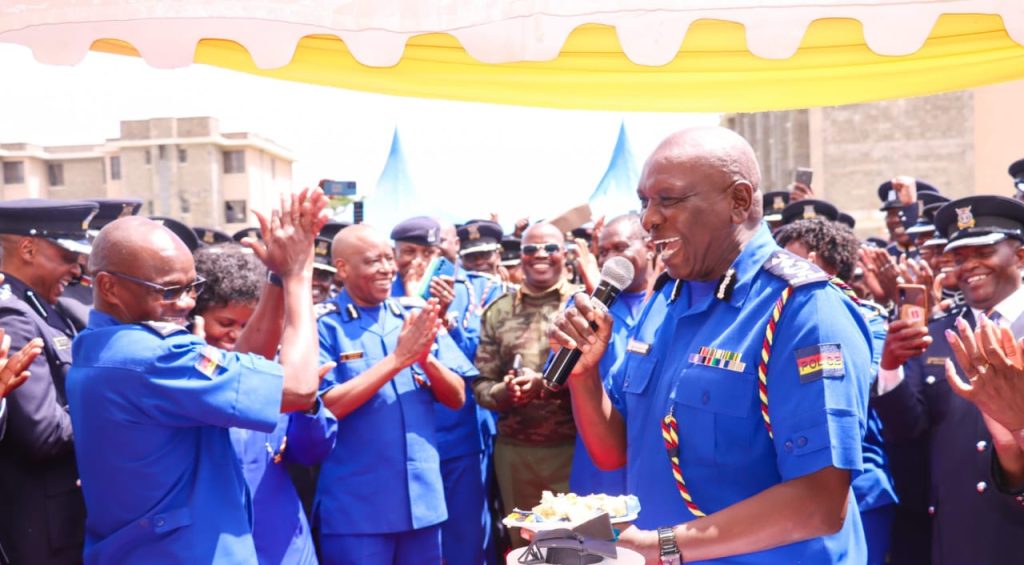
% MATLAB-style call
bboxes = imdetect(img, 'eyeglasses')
[522,243,563,256]
[103,271,206,302]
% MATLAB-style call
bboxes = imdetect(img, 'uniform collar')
[704,224,778,309]
[2,272,55,320]
[970,284,1024,327]
[333,288,401,335]
[86,309,124,329]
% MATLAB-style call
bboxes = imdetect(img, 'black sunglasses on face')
[521,243,563,256]
[103,271,207,302]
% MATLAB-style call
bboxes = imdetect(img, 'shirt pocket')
[673,365,760,465]
[621,355,656,396]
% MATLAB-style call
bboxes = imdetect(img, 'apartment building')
[0,117,294,231]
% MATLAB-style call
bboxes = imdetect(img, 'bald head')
[522,221,564,243]
[90,217,199,324]
[332,224,389,263]
[650,127,760,189]
[89,217,193,277]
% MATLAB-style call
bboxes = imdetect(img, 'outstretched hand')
[944,313,1024,433]
[246,188,330,277]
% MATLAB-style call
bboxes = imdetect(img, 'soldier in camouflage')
[472,221,579,547]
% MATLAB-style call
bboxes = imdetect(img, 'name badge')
[52,336,71,350]
[626,339,651,356]
[926,356,948,366]
[339,351,365,362]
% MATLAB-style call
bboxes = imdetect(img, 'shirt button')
[155,517,166,527]
[796,436,808,448]
[928,505,935,515]
[977,481,988,493]
[925,376,937,385]
[701,391,710,405]
[784,440,794,452]
[977,440,988,452]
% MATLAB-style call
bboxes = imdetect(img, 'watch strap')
[658,526,682,564]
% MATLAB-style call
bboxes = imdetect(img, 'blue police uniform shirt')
[230,400,338,565]
[853,307,898,512]
[66,310,284,564]
[569,290,646,496]
[438,270,505,461]
[608,225,871,564]
[315,289,478,535]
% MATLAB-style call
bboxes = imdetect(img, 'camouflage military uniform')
[473,279,579,544]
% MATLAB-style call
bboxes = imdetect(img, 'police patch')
[795,343,844,383]
[194,346,222,377]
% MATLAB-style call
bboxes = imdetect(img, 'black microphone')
[544,256,635,390]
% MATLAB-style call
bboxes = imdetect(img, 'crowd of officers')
[1,128,1024,564]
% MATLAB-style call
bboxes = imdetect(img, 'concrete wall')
[973,80,1024,196]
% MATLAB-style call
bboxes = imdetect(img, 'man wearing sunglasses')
[66,189,328,563]
[473,221,580,548]
[0,198,98,565]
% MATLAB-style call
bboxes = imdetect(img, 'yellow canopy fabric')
[3,1,1023,112]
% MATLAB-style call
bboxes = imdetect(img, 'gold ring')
[977,364,990,375]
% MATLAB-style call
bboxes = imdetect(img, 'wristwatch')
[658,526,682,564]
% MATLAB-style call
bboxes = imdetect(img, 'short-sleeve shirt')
[315,290,477,535]
[66,310,283,564]
[608,225,871,564]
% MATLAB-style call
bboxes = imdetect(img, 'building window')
[178,148,187,164]
[223,150,245,174]
[179,195,191,214]
[2,161,24,184]
[110,156,122,180]
[225,200,247,223]
[144,149,151,165]
[47,163,64,186]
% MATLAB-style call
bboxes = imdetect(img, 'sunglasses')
[522,243,563,256]
[103,271,207,302]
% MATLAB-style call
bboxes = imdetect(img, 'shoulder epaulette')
[859,299,889,319]
[139,320,188,337]
[314,301,340,319]
[763,249,830,288]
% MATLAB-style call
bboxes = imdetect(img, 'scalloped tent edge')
[2,1,1024,111]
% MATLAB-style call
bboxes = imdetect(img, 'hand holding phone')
[898,284,928,327]
[794,167,813,188]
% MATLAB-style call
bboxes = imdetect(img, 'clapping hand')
[0,329,42,399]
[944,314,1024,434]
[394,300,443,368]
[247,188,330,278]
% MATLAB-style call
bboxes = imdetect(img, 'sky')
[0,44,719,230]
